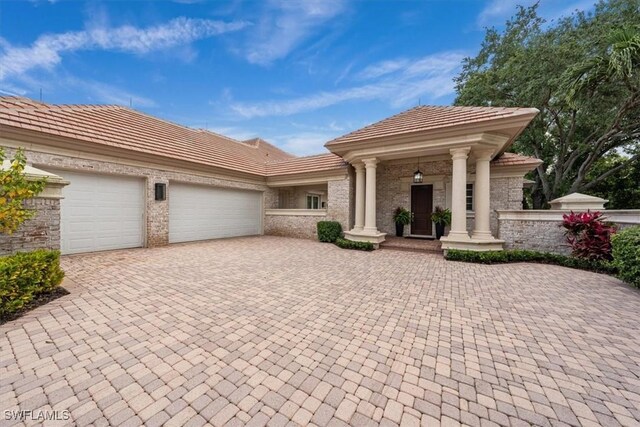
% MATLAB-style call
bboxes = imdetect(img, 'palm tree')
[565,26,640,98]
[562,26,640,193]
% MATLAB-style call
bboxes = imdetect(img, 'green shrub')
[445,249,617,275]
[317,221,342,243]
[0,250,64,317]
[335,238,374,251]
[612,226,640,288]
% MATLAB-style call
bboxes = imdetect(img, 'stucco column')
[353,162,365,231]
[363,158,379,233]
[448,147,471,239]
[472,150,494,240]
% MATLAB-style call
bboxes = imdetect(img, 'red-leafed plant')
[561,211,616,261]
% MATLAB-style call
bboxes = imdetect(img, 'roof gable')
[326,105,538,147]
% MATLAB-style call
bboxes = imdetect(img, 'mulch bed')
[0,287,69,325]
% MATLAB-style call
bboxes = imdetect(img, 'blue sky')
[0,0,594,156]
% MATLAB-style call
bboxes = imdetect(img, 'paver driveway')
[1,236,640,427]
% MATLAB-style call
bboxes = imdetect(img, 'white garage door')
[54,170,145,254]
[169,183,262,243]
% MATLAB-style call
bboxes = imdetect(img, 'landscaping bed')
[0,286,69,325]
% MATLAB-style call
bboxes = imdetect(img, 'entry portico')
[325,106,539,251]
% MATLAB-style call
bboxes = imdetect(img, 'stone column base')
[440,235,504,252]
[344,230,387,248]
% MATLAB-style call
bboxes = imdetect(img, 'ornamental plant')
[392,207,412,225]
[561,211,616,261]
[431,206,452,226]
[0,148,46,234]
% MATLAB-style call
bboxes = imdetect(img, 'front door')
[411,185,433,236]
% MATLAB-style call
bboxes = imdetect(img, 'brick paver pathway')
[1,236,639,426]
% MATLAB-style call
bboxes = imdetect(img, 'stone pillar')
[472,150,494,240]
[353,162,365,231]
[363,158,379,233]
[448,147,471,240]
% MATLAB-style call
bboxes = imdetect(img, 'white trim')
[497,210,640,224]
[265,209,327,217]
[266,174,347,187]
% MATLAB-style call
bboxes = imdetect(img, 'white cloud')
[63,77,157,108]
[358,59,409,80]
[205,126,258,141]
[86,84,156,108]
[478,0,522,25]
[242,0,346,65]
[271,131,336,156]
[230,51,465,118]
[0,17,250,80]
[478,0,596,26]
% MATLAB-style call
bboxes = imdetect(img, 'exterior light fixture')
[155,183,166,201]
[413,158,423,183]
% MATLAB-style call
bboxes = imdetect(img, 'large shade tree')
[454,0,640,208]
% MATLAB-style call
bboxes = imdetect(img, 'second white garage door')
[169,183,262,243]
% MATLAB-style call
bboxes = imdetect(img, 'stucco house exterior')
[0,96,542,254]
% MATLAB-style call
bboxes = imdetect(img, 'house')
[0,96,541,254]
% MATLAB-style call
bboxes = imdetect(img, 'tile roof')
[491,152,542,167]
[0,97,346,178]
[326,105,539,146]
[265,153,347,176]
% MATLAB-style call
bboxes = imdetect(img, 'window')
[466,184,473,211]
[306,194,320,209]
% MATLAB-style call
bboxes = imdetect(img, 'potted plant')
[393,207,412,237]
[431,206,451,240]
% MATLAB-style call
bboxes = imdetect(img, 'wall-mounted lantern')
[155,183,166,201]
[413,157,423,183]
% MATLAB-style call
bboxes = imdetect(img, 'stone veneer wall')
[4,147,269,248]
[264,175,353,240]
[498,210,640,254]
[376,160,450,236]
[489,177,524,234]
[327,176,352,231]
[376,160,523,237]
[0,198,60,255]
[264,214,324,239]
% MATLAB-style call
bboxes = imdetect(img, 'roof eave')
[0,125,269,182]
[325,108,540,156]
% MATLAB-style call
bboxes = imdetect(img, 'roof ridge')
[265,152,338,164]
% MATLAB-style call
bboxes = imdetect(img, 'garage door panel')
[52,170,145,254]
[169,183,262,243]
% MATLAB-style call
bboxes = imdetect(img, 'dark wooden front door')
[411,185,433,236]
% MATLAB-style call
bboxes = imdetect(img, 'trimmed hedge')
[612,226,640,288]
[335,238,374,251]
[0,250,65,318]
[445,249,617,275]
[317,221,342,243]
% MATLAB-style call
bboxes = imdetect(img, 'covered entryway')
[169,182,262,243]
[410,184,433,236]
[326,105,540,250]
[54,170,145,254]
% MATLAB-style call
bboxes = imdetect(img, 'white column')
[448,147,471,239]
[353,162,365,231]
[363,158,379,233]
[472,150,494,240]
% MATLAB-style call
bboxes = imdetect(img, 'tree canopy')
[454,0,640,208]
